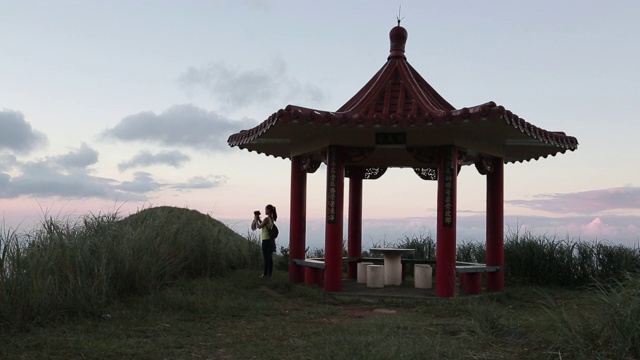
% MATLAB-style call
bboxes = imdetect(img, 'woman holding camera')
[253,204,278,279]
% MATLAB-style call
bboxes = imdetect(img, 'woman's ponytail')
[267,204,278,222]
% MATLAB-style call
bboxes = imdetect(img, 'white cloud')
[51,142,99,170]
[101,104,254,151]
[178,59,326,112]
[0,110,48,155]
[118,150,191,171]
[0,153,18,171]
[170,175,228,190]
[0,70,241,202]
[0,172,9,187]
[1,144,144,200]
[0,170,125,200]
[117,172,161,194]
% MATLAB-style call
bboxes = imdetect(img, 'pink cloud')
[581,217,618,237]
[625,224,640,233]
[507,186,640,214]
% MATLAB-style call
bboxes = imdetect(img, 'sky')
[1,0,639,250]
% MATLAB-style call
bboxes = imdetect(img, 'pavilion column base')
[304,267,324,287]
[459,273,482,295]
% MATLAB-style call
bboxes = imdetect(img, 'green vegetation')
[0,206,261,330]
[394,230,640,287]
[1,206,639,359]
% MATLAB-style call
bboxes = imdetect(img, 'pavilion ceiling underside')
[226,102,578,166]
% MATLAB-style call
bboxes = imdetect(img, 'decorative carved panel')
[474,156,494,175]
[407,146,438,164]
[345,147,374,163]
[414,168,437,181]
[301,156,321,173]
[364,167,387,180]
[457,150,467,166]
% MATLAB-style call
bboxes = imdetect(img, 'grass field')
[3,270,639,359]
[1,206,639,359]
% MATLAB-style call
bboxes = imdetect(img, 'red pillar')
[460,273,482,295]
[436,146,457,298]
[304,267,323,286]
[347,167,364,279]
[486,158,504,291]
[289,155,307,283]
[324,146,345,292]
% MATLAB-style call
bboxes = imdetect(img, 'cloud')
[0,145,140,200]
[51,143,99,170]
[0,172,9,187]
[0,141,227,201]
[169,175,227,190]
[117,172,161,194]
[0,143,138,200]
[118,150,191,171]
[0,109,48,154]
[502,215,640,246]
[178,59,326,111]
[507,186,640,214]
[0,153,18,171]
[19,142,99,177]
[581,217,618,237]
[117,172,226,193]
[0,168,127,200]
[101,104,253,151]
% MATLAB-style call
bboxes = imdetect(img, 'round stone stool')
[366,265,384,288]
[357,262,374,284]
[414,264,433,289]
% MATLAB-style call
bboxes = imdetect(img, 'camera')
[254,210,261,216]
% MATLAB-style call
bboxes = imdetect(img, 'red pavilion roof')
[227,26,578,168]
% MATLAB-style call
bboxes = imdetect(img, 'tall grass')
[0,206,261,330]
[504,228,639,287]
[395,232,437,260]
[390,228,639,287]
[3,206,640,333]
[549,274,640,359]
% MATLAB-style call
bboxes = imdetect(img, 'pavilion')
[228,25,578,297]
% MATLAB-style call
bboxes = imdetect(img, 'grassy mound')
[0,206,261,330]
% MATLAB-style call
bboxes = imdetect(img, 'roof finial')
[388,15,408,60]
[396,6,404,26]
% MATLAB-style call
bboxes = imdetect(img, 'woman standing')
[254,204,277,279]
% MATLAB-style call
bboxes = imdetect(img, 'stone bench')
[292,258,325,286]
[456,264,501,295]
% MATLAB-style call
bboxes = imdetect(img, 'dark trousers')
[262,239,275,277]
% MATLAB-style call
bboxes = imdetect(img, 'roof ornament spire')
[396,5,404,26]
[389,7,407,60]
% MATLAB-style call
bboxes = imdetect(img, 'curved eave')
[227,102,579,166]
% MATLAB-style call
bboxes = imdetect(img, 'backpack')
[268,221,279,239]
